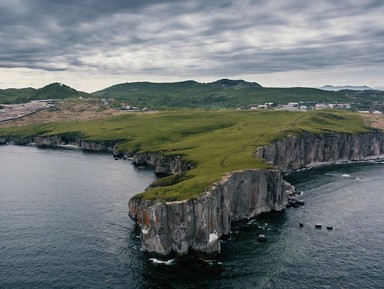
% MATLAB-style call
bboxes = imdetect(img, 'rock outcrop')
[256,130,384,172]
[128,130,384,257]
[79,139,117,152]
[132,152,195,176]
[0,136,8,145]
[3,134,121,154]
[34,136,63,148]
[128,169,288,257]
[33,135,118,153]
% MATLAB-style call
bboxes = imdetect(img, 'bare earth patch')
[361,113,384,130]
[0,99,127,128]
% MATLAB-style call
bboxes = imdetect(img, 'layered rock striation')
[33,136,118,152]
[128,129,384,257]
[132,152,195,176]
[256,130,384,172]
[3,135,120,153]
[129,169,289,257]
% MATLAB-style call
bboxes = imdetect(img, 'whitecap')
[341,174,351,178]
[149,258,175,265]
[209,232,219,243]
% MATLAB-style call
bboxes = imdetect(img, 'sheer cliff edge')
[128,130,384,257]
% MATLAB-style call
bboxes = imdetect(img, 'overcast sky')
[1,0,383,92]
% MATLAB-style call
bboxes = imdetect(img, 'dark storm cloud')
[0,0,383,79]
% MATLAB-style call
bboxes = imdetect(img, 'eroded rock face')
[256,130,384,172]
[80,140,116,152]
[33,135,117,153]
[128,130,384,257]
[34,136,63,148]
[128,169,288,257]
[0,136,8,144]
[132,152,195,176]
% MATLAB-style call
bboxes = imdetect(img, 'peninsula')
[2,108,384,257]
[1,81,384,258]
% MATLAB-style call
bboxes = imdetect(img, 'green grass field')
[0,110,371,201]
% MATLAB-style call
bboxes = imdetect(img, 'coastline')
[3,128,384,258]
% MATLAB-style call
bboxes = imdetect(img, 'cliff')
[132,152,195,176]
[2,134,121,154]
[128,130,384,257]
[256,130,384,172]
[33,135,118,152]
[128,169,289,257]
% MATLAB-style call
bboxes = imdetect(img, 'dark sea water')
[1,145,384,289]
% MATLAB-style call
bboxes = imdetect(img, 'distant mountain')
[3,79,372,109]
[210,79,262,89]
[93,79,352,109]
[321,85,372,91]
[0,83,92,104]
[31,83,91,100]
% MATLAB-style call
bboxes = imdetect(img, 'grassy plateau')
[0,109,371,201]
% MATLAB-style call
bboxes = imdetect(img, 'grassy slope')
[0,110,371,201]
[0,88,36,104]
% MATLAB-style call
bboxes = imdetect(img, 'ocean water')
[1,145,384,289]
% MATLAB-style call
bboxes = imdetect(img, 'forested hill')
[92,79,352,109]
[0,83,92,104]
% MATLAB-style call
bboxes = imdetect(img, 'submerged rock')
[257,234,267,242]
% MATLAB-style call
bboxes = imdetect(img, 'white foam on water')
[149,258,176,265]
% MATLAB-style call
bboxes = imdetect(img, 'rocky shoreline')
[0,135,121,154]
[128,129,384,258]
[3,130,384,258]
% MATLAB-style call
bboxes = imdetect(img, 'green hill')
[2,79,381,109]
[31,83,91,100]
[0,83,92,104]
[0,87,36,104]
[92,79,354,109]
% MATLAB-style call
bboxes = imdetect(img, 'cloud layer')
[1,0,383,91]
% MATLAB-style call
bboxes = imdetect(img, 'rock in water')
[257,234,267,242]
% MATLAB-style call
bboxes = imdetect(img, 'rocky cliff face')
[256,130,384,172]
[128,169,288,257]
[132,152,195,176]
[3,134,120,154]
[129,130,384,257]
[0,136,8,144]
[33,135,118,153]
[34,136,63,148]
[1,136,34,145]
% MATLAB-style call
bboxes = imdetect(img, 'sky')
[1,0,383,92]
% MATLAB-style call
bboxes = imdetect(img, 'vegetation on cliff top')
[0,109,371,201]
